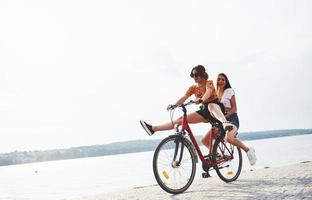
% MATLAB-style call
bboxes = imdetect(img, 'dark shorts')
[227,113,239,129]
[196,99,225,123]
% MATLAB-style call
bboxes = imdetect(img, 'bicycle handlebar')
[168,100,196,110]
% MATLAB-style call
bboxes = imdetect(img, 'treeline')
[0,129,311,166]
[0,140,161,166]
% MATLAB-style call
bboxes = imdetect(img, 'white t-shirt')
[220,88,235,109]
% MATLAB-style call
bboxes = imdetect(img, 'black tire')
[212,138,242,182]
[153,135,197,194]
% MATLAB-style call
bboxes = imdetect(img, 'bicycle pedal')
[202,172,211,178]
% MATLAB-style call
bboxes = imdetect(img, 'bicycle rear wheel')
[212,138,242,182]
[153,135,196,194]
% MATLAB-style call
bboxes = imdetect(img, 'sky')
[0,0,311,153]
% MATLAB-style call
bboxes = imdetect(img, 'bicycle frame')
[152,101,242,194]
[179,104,233,169]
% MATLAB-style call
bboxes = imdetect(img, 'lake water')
[1,134,312,200]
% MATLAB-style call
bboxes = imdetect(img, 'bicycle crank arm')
[217,165,230,170]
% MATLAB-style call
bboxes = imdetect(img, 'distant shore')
[74,161,312,200]
[1,129,311,167]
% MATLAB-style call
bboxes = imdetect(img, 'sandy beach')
[74,161,312,200]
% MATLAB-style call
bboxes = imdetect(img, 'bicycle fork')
[172,138,184,168]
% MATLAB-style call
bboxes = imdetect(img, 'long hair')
[217,73,232,91]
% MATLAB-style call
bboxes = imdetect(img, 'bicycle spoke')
[212,139,242,182]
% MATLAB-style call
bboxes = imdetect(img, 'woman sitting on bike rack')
[201,73,257,166]
[140,65,233,137]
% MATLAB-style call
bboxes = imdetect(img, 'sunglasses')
[190,72,201,78]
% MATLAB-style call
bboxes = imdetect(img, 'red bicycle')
[153,101,242,194]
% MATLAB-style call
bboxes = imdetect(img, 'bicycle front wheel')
[212,138,242,182]
[153,135,196,194]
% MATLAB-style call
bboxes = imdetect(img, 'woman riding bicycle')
[140,65,233,136]
[201,73,256,165]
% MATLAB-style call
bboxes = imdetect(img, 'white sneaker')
[246,147,256,166]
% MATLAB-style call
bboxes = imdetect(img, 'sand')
[74,161,312,200]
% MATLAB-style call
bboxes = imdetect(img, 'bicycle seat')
[211,122,226,138]
[211,122,223,130]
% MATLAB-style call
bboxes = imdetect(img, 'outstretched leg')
[207,103,226,123]
[207,103,233,130]
[153,112,206,131]
[140,112,206,136]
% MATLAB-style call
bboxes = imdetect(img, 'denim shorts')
[227,113,239,129]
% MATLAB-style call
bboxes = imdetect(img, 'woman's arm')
[201,88,212,103]
[225,95,237,118]
[166,95,189,110]
[175,95,189,105]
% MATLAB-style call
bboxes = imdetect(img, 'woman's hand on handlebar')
[166,100,195,111]
[166,104,173,111]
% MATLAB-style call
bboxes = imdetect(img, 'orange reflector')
[227,170,233,176]
[162,171,169,180]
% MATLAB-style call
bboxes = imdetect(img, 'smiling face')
[217,74,227,89]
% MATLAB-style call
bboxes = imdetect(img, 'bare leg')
[207,103,227,123]
[153,112,206,132]
[201,129,212,150]
[226,126,249,152]
[201,128,218,151]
